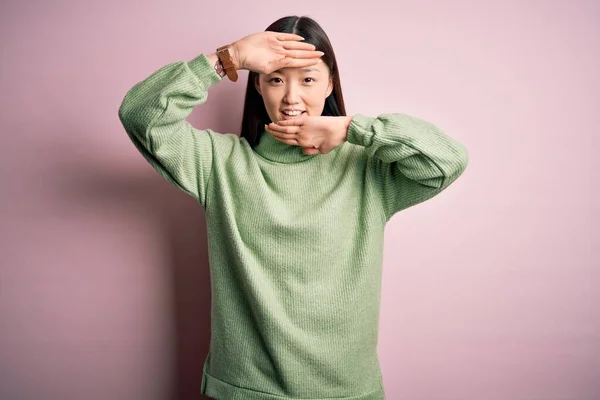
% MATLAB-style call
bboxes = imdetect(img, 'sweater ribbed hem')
[201,371,385,400]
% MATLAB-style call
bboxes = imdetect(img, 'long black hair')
[239,16,347,147]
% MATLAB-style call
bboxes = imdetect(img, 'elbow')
[440,143,469,188]
[117,96,152,152]
[451,142,469,174]
[457,143,469,174]
[117,93,135,129]
[117,83,147,132]
[451,143,469,177]
[117,93,147,141]
[117,104,128,129]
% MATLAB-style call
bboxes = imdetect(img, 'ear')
[254,75,262,96]
[325,77,333,98]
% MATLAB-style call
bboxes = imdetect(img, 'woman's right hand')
[231,32,324,74]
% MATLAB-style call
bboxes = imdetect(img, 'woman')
[118,15,468,400]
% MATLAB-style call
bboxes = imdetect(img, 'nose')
[283,82,302,105]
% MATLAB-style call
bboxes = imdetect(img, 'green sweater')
[118,52,469,400]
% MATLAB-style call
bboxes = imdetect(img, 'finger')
[276,57,321,70]
[284,49,324,59]
[267,128,298,140]
[275,117,304,126]
[276,33,305,42]
[267,123,299,135]
[281,41,316,51]
[275,113,307,126]
[267,129,300,146]
[265,123,288,134]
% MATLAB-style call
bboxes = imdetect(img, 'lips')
[280,111,306,120]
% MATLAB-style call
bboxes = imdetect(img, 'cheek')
[260,95,276,111]
[261,92,278,107]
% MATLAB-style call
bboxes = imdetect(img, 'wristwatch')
[216,44,239,82]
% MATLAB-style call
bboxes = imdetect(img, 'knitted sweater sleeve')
[117,53,222,209]
[346,113,469,222]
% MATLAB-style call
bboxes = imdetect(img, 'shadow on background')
[42,76,242,399]
[58,158,215,400]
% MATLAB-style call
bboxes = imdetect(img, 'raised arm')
[117,50,229,208]
[346,113,469,222]
[118,33,323,209]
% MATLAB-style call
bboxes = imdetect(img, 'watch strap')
[216,44,239,82]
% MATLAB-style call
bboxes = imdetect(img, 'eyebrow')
[272,68,321,74]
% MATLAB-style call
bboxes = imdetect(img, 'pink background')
[1,0,598,399]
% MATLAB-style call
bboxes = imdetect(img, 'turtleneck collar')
[252,129,314,164]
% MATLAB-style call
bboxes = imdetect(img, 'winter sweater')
[118,52,469,400]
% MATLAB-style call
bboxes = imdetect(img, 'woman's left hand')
[265,115,353,155]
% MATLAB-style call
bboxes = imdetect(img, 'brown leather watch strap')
[216,44,239,82]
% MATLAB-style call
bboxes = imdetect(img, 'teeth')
[282,110,303,116]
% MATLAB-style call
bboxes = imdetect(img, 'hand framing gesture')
[265,114,353,155]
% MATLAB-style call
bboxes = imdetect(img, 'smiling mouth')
[280,111,306,119]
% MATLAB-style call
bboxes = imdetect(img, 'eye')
[268,77,316,84]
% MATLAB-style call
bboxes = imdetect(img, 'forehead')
[271,67,321,74]
[268,60,326,75]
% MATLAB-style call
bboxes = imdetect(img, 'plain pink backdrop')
[1,0,598,399]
